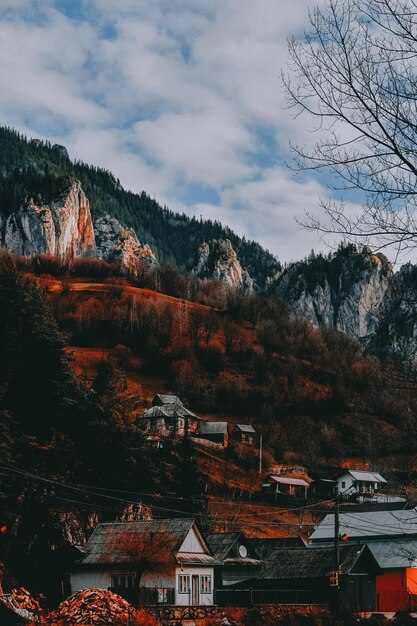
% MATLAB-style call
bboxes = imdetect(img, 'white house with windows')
[336,470,387,496]
[70,519,218,606]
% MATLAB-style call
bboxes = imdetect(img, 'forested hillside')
[0,127,280,287]
[2,250,417,599]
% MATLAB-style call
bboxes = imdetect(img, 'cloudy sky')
[0,0,345,263]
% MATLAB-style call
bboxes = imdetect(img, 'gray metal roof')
[269,476,309,487]
[77,519,197,567]
[341,470,387,483]
[235,424,256,434]
[368,540,417,569]
[260,545,378,579]
[198,421,228,435]
[176,552,220,565]
[310,509,417,542]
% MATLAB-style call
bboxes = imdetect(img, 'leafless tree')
[108,529,173,591]
[284,0,417,255]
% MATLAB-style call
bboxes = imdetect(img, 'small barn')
[204,532,262,589]
[263,475,310,499]
[239,545,380,611]
[70,519,219,607]
[231,424,256,446]
[195,422,229,447]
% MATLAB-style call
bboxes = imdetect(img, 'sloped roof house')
[70,519,219,606]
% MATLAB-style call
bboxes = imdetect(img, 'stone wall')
[143,604,329,624]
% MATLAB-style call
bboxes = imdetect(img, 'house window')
[341,482,346,488]
[200,575,212,594]
[157,588,168,603]
[178,574,190,593]
[111,574,135,589]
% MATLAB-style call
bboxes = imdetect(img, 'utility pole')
[258,429,263,476]
[333,486,340,612]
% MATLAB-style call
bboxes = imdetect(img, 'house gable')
[179,524,209,554]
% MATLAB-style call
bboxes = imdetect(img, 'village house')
[193,422,229,448]
[335,469,387,497]
[70,519,219,607]
[231,424,256,446]
[309,508,417,612]
[204,532,262,590]
[234,545,380,612]
[262,475,310,500]
[139,395,201,440]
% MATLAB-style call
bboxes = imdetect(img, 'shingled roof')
[205,532,261,565]
[76,519,217,567]
[153,394,182,405]
[250,537,305,560]
[205,532,242,561]
[260,545,379,580]
[143,404,199,420]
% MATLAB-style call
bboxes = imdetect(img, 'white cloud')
[0,0,358,263]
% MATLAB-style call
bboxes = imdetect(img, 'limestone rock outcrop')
[94,214,158,279]
[369,263,417,362]
[2,180,95,259]
[276,245,393,338]
[193,239,253,293]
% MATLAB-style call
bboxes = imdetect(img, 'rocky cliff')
[192,239,254,293]
[94,214,158,279]
[2,180,95,259]
[0,180,159,278]
[276,245,393,338]
[369,263,417,362]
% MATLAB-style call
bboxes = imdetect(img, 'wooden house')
[235,545,380,611]
[204,532,262,589]
[70,519,219,607]
[139,396,201,439]
[263,475,310,499]
[195,422,229,447]
[231,424,256,446]
[310,508,417,612]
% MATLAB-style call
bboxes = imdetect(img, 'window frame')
[111,574,135,589]
[200,574,212,594]
[178,574,190,594]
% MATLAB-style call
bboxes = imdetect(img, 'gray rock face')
[94,214,158,278]
[369,263,417,363]
[276,245,393,338]
[193,239,254,293]
[2,180,95,259]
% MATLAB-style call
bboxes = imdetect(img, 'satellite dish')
[239,545,248,558]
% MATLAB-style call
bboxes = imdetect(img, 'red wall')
[376,569,417,612]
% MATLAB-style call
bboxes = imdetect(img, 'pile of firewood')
[0,587,42,622]
[53,588,134,624]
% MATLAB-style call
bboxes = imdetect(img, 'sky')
[0,0,349,263]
